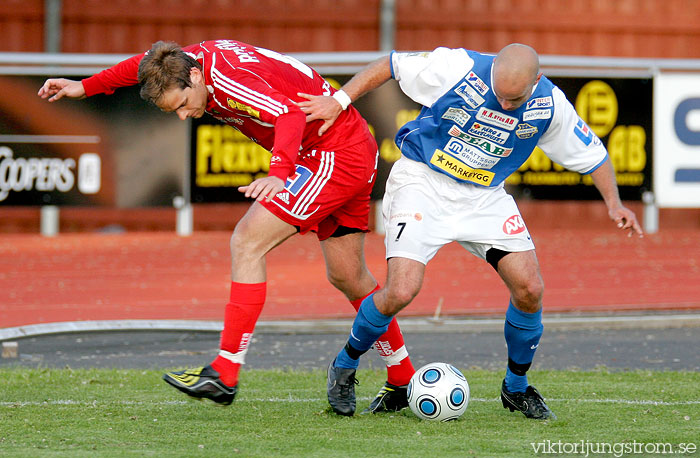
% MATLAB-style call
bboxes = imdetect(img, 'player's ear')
[189,67,203,85]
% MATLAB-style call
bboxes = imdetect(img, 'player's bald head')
[494,43,539,84]
[492,43,541,110]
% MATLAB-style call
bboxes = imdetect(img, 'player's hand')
[296,92,342,136]
[609,205,643,238]
[37,78,86,102]
[238,176,285,202]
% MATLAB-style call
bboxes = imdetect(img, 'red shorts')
[261,135,378,241]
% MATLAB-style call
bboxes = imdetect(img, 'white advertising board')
[654,73,700,207]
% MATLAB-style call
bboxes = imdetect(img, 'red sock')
[211,281,266,386]
[351,286,416,386]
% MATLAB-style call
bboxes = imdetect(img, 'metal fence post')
[40,205,59,236]
[379,0,396,52]
[642,191,659,234]
[174,196,192,236]
[44,0,62,53]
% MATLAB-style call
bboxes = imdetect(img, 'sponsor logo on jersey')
[217,116,244,124]
[515,123,538,139]
[503,214,527,235]
[573,119,600,146]
[476,107,518,130]
[441,107,471,127]
[405,52,431,58]
[523,109,552,121]
[227,98,260,118]
[454,82,485,109]
[447,125,512,157]
[466,71,489,95]
[526,96,553,110]
[389,211,423,221]
[429,149,495,185]
[444,138,499,169]
[275,191,290,204]
[467,122,510,144]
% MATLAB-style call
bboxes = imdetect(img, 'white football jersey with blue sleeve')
[390,48,609,186]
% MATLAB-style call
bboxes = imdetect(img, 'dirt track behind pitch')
[1,226,699,329]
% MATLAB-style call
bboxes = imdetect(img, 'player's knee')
[326,268,351,293]
[325,269,342,289]
[325,244,377,298]
[528,275,544,299]
[229,227,257,260]
[512,277,544,313]
[381,286,419,315]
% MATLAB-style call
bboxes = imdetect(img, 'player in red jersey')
[39,40,415,412]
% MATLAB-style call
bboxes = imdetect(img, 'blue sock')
[334,294,393,369]
[505,367,528,393]
[334,348,358,369]
[504,301,543,393]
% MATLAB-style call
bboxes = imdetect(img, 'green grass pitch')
[1,368,698,457]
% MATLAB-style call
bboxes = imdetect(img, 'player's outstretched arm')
[297,55,392,135]
[37,78,86,102]
[590,158,643,238]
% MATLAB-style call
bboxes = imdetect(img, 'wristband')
[332,89,352,110]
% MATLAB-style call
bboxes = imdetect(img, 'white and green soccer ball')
[407,362,470,421]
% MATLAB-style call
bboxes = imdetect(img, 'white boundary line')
[2,397,698,407]
[2,313,700,341]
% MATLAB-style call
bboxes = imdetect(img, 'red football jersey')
[81,39,373,180]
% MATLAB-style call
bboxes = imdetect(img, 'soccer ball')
[407,362,470,421]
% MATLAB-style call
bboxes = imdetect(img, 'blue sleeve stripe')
[389,50,396,79]
[582,155,609,175]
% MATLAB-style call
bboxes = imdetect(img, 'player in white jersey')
[300,43,643,418]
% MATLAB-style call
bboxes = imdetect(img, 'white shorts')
[383,156,535,264]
